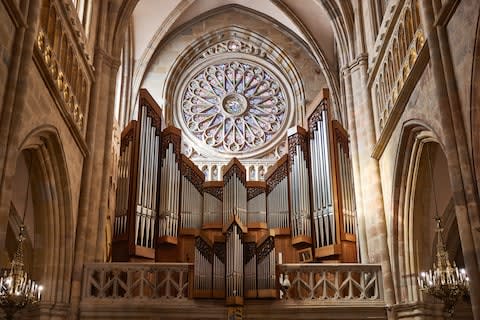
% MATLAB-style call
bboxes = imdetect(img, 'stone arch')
[13,126,74,310]
[471,8,480,201]
[391,122,447,303]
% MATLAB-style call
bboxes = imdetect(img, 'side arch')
[391,121,451,303]
[15,125,75,309]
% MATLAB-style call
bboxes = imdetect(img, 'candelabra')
[417,218,469,317]
[0,226,43,320]
[1,153,43,319]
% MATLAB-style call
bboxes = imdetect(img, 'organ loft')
[2,0,479,319]
[111,87,358,311]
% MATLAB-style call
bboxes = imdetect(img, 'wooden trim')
[157,236,178,245]
[247,222,267,230]
[291,235,312,246]
[271,227,290,236]
[314,244,342,258]
[264,155,287,181]
[257,289,277,298]
[226,296,243,306]
[134,246,155,259]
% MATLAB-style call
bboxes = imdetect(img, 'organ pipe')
[157,127,181,244]
[226,223,243,305]
[287,126,312,246]
[308,102,335,249]
[256,235,275,297]
[247,182,267,228]
[307,91,357,261]
[213,242,226,298]
[180,155,204,232]
[223,159,247,229]
[266,156,289,232]
[202,183,223,227]
[112,89,163,261]
[193,236,213,297]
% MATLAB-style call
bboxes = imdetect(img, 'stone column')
[70,2,122,314]
[342,67,369,264]
[95,55,121,261]
[349,56,396,305]
[0,0,41,266]
[419,0,480,318]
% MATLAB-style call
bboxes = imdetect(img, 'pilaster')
[348,55,395,305]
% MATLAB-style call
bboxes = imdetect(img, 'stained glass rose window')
[181,60,287,153]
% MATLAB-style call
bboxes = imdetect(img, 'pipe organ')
[180,155,204,232]
[307,98,357,260]
[246,182,267,228]
[112,89,162,260]
[112,89,357,307]
[288,126,312,246]
[158,127,181,244]
[223,160,247,229]
[265,156,289,232]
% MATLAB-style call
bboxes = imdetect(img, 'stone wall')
[141,8,326,124]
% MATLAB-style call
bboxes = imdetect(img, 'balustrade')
[371,0,425,134]
[278,263,383,303]
[36,0,93,133]
[82,263,192,300]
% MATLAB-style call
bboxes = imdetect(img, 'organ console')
[112,88,358,307]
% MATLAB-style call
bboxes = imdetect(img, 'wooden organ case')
[112,89,163,261]
[112,89,358,308]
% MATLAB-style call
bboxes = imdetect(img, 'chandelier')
[417,145,469,317]
[0,153,43,319]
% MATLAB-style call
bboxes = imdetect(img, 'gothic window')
[181,60,287,154]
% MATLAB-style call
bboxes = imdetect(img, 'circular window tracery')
[181,60,287,153]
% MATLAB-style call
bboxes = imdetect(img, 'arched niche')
[2,127,75,316]
[391,125,464,306]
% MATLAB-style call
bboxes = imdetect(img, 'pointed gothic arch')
[12,126,75,314]
[391,122,463,306]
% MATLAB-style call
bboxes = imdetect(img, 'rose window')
[181,61,287,153]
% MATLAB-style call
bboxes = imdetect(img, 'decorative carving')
[161,128,181,161]
[204,185,223,201]
[200,39,267,60]
[247,186,265,201]
[120,122,136,153]
[256,236,274,263]
[223,161,246,184]
[195,237,213,264]
[266,158,288,195]
[244,242,256,264]
[181,156,204,193]
[181,61,287,153]
[287,129,309,170]
[307,99,328,138]
[214,242,226,264]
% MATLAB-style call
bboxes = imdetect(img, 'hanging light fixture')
[417,144,469,317]
[0,152,43,320]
